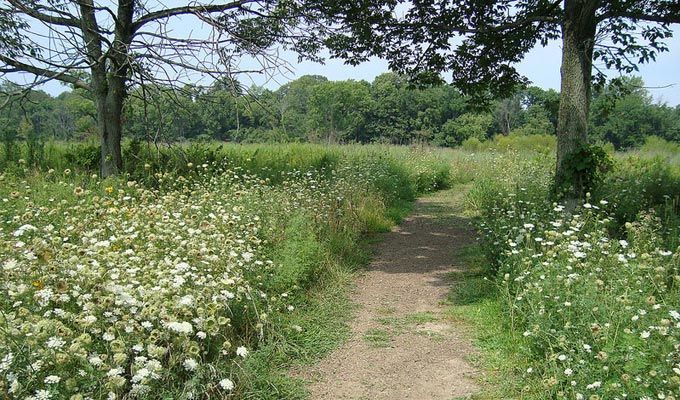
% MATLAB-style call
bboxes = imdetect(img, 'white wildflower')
[183,358,198,371]
[13,224,37,237]
[132,368,150,383]
[167,321,193,334]
[178,295,195,307]
[89,356,103,366]
[46,336,65,349]
[44,375,61,384]
[586,381,602,390]
[236,346,249,358]
[34,389,51,400]
[0,353,14,372]
[219,378,234,391]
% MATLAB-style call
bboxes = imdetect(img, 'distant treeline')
[1,74,678,149]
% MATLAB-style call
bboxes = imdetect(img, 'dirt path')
[302,189,480,400]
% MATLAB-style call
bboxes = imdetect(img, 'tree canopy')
[3,74,678,153]
[321,0,680,196]
[323,1,679,97]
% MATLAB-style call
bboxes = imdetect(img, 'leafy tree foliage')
[2,74,678,151]
[436,113,494,146]
[319,0,680,195]
[512,105,555,137]
[307,80,371,142]
[590,77,680,148]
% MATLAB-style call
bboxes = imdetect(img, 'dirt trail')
[303,189,480,400]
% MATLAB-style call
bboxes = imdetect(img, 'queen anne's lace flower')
[1,158,418,398]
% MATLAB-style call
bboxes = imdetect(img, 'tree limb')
[132,0,251,32]
[6,0,81,27]
[0,55,91,90]
[600,10,680,24]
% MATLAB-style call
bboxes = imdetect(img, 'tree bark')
[555,0,599,196]
[98,84,125,177]
[95,0,134,177]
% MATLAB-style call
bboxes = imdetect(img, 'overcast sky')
[36,25,680,106]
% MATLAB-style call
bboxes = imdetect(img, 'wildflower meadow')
[0,144,449,399]
[1,138,679,399]
[467,141,680,399]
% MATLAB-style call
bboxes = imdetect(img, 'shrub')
[461,137,483,152]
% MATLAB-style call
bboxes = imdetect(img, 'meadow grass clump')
[468,149,680,399]
[637,136,680,165]
[0,143,451,399]
[461,134,556,155]
[595,154,680,236]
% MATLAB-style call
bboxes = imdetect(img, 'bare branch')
[132,0,251,32]
[0,55,91,90]
[6,0,80,27]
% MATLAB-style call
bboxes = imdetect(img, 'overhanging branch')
[7,0,80,27]
[599,10,680,24]
[132,0,251,32]
[0,55,91,90]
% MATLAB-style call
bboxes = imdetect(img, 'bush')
[461,137,483,152]
[492,133,556,154]
[594,155,680,233]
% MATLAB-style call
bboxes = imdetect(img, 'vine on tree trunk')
[554,143,612,199]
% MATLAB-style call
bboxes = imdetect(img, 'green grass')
[437,186,538,399]
[376,311,440,335]
[236,209,378,398]
[446,247,496,306]
[0,142,458,400]
[445,243,540,399]
[414,330,447,341]
[458,143,680,398]
[237,265,356,399]
[403,312,439,324]
[363,328,393,348]
[7,140,677,399]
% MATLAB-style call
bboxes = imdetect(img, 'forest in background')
[1,73,679,151]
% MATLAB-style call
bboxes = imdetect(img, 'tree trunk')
[90,0,133,177]
[98,79,126,177]
[555,0,599,196]
[98,97,123,177]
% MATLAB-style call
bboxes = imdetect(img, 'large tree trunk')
[97,89,124,177]
[90,0,133,177]
[555,0,599,197]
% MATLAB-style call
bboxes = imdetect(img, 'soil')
[301,190,480,400]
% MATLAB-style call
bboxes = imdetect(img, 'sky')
[32,15,680,106]
[265,34,680,106]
